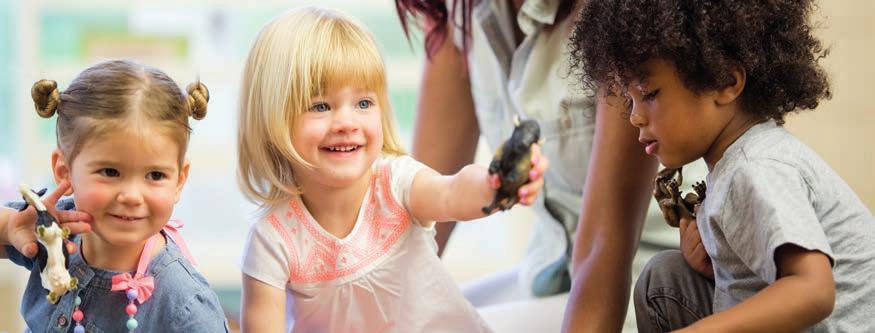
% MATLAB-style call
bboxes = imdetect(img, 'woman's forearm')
[562,95,657,332]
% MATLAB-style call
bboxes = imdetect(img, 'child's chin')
[657,156,688,169]
[93,231,153,248]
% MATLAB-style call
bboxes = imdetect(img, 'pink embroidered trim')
[279,163,411,283]
[267,213,299,279]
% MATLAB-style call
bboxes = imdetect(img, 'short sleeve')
[721,160,834,283]
[169,289,231,332]
[388,155,428,212]
[240,219,292,290]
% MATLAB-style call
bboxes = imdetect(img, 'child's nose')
[330,107,359,133]
[116,183,145,205]
[629,109,647,128]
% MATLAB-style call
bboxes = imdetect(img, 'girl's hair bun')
[186,82,209,120]
[31,79,60,118]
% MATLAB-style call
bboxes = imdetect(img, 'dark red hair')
[396,0,577,58]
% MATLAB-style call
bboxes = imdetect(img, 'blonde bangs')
[306,22,385,102]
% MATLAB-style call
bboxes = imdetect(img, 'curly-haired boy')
[570,0,875,332]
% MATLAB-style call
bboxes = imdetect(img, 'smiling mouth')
[321,145,362,153]
[109,214,145,222]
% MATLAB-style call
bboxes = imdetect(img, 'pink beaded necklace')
[70,233,160,332]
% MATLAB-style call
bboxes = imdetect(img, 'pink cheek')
[74,189,111,213]
[148,195,178,215]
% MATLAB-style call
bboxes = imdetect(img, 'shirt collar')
[518,0,562,35]
[707,120,778,181]
[69,231,176,290]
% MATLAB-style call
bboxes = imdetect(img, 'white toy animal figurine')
[19,184,78,304]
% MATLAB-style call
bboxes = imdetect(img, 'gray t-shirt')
[697,121,875,332]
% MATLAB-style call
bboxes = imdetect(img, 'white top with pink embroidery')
[241,155,492,333]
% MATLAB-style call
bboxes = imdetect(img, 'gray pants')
[634,250,715,333]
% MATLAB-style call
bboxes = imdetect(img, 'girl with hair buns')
[0,59,230,332]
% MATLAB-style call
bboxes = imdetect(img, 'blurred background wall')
[0,0,872,331]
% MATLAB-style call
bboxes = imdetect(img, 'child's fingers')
[518,177,544,205]
[43,180,70,207]
[60,221,92,235]
[703,260,715,280]
[490,175,501,189]
[55,210,93,224]
[528,164,543,181]
[22,242,38,258]
[678,216,693,234]
[691,243,713,278]
[681,218,699,245]
[8,231,38,258]
[691,242,708,261]
[19,242,38,258]
[6,208,37,257]
[533,158,549,181]
[685,217,699,235]
[510,144,549,206]
[535,152,549,174]
[528,145,549,181]
[530,144,541,165]
[679,216,699,258]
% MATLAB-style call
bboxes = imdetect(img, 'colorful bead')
[71,292,144,332]
[126,318,139,330]
[66,241,77,254]
[72,309,83,321]
[126,289,138,301]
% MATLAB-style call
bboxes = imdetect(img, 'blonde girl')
[238,7,548,333]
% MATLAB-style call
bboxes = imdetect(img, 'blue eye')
[357,99,373,109]
[98,168,120,177]
[309,102,330,112]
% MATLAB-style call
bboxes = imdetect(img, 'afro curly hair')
[569,0,831,125]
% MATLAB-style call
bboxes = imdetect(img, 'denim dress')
[5,200,230,333]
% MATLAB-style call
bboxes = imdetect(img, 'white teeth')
[327,145,357,152]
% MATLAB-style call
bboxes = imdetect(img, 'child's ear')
[50,149,74,196]
[715,66,746,106]
[174,160,190,204]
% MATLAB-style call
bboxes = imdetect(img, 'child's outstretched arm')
[241,274,287,333]
[679,245,834,333]
[409,145,548,223]
[0,181,92,259]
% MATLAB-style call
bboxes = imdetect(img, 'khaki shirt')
[454,0,596,296]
